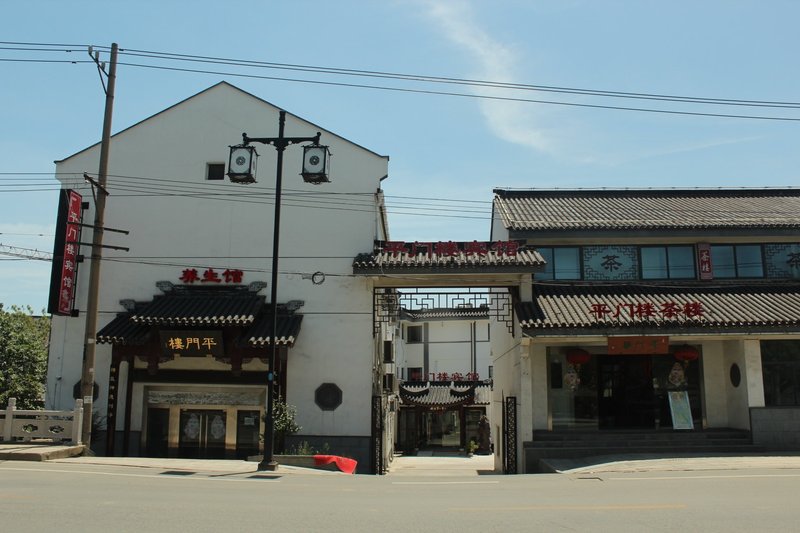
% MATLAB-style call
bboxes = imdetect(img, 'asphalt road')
[2,461,800,532]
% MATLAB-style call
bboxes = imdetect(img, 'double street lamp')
[227,110,329,470]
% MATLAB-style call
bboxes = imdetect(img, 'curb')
[0,445,85,461]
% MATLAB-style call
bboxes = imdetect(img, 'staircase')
[524,428,764,473]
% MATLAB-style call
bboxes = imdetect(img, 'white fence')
[1,398,83,445]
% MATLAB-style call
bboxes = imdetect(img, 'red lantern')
[674,345,700,364]
[565,348,591,366]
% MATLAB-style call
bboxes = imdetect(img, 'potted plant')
[466,439,478,457]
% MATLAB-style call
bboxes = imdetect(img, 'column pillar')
[744,339,765,408]
[519,339,533,441]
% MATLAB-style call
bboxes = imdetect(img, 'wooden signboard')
[607,336,669,355]
[160,330,225,358]
[668,391,694,430]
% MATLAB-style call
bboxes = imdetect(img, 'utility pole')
[80,42,118,449]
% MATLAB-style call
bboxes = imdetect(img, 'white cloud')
[419,0,555,152]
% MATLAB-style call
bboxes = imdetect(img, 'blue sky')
[2,0,799,311]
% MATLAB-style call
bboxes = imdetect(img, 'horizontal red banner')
[608,336,669,355]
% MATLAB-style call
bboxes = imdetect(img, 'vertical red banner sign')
[697,243,713,280]
[57,190,83,315]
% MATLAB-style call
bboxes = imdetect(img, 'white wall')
[396,319,491,380]
[701,341,729,428]
[46,83,389,438]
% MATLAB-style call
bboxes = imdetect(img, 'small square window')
[207,163,225,181]
[406,325,423,344]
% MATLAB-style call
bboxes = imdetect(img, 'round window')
[315,383,343,411]
[730,363,741,388]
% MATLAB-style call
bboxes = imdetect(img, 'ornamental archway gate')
[353,239,546,474]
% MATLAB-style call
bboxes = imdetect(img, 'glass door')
[178,409,227,459]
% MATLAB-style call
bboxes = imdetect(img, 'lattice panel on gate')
[371,395,384,475]
[373,289,514,335]
[504,396,518,474]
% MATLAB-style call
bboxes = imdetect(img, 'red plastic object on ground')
[313,454,357,474]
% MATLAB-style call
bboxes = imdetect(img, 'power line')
[117,61,800,123]
[110,46,800,109]
[3,42,800,121]
[4,177,800,224]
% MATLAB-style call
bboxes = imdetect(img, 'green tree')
[0,305,50,409]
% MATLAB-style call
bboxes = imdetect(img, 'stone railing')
[1,398,83,445]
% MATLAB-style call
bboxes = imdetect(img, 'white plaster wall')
[46,83,389,438]
[489,314,520,472]
[700,341,729,428]
[723,340,753,429]
[397,340,424,377]
[426,320,490,379]
[530,343,549,431]
[396,319,491,380]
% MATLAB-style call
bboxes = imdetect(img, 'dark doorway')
[146,408,170,457]
[178,409,227,459]
[598,356,657,428]
[235,410,260,459]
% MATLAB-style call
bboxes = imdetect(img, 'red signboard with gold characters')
[608,336,670,355]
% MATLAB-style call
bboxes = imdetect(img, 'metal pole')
[81,42,117,449]
[260,110,287,471]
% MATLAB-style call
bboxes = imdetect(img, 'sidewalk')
[540,452,800,474]
[0,444,344,475]
[6,443,800,475]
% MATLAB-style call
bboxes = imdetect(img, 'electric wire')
[117,61,800,123]
[3,42,800,121]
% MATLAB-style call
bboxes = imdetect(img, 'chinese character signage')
[697,243,713,280]
[427,371,481,381]
[178,267,244,284]
[608,336,669,355]
[48,189,83,316]
[583,246,638,281]
[377,240,521,257]
[160,330,225,358]
[589,300,705,320]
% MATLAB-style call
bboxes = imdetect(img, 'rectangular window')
[408,367,423,381]
[406,325,423,344]
[207,163,225,180]
[640,245,695,279]
[383,340,393,363]
[762,340,800,406]
[538,247,581,280]
[712,244,764,278]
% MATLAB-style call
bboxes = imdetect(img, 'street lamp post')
[227,110,329,471]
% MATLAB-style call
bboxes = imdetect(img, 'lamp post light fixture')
[227,110,329,471]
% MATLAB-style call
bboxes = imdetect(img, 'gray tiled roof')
[399,382,491,407]
[517,282,800,334]
[243,314,303,347]
[96,288,302,346]
[494,188,800,232]
[130,289,263,326]
[401,307,490,321]
[96,314,152,345]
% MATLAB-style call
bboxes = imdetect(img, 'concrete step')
[531,444,766,460]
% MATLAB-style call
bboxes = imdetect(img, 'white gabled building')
[46,82,390,472]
